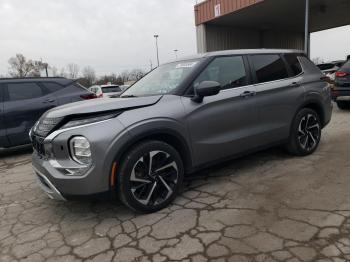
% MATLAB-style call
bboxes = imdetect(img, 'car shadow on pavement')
[58,146,293,215]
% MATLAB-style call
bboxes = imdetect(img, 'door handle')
[240,91,256,98]
[290,82,300,88]
[43,99,55,103]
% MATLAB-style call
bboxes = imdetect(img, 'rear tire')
[117,140,184,213]
[287,108,322,156]
[337,101,350,110]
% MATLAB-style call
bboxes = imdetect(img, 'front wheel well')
[113,132,192,177]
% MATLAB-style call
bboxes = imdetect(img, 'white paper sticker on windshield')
[176,62,198,69]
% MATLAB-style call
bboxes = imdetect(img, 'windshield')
[102,86,121,93]
[121,59,201,97]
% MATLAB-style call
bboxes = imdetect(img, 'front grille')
[32,135,45,156]
[34,117,63,137]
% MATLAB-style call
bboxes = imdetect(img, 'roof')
[176,49,304,61]
[0,77,72,85]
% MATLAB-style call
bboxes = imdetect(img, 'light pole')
[154,35,160,67]
[174,49,178,59]
[304,0,310,57]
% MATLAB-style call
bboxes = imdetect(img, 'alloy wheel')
[129,150,178,206]
[297,114,320,151]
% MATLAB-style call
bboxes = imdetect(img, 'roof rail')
[0,77,68,81]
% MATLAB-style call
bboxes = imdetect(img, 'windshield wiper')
[120,95,138,98]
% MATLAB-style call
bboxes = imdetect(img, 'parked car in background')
[31,49,332,213]
[317,61,345,81]
[89,84,123,98]
[0,77,96,149]
[333,60,350,109]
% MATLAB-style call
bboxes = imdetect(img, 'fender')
[104,118,194,190]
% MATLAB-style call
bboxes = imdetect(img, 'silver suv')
[31,49,332,213]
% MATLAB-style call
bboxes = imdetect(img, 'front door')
[181,55,259,166]
[4,82,57,146]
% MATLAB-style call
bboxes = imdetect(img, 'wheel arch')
[108,128,193,189]
[298,99,326,127]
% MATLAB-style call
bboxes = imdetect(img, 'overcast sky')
[0,0,349,77]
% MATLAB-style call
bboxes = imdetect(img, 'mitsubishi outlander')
[31,50,332,213]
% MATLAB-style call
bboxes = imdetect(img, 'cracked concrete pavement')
[0,107,350,262]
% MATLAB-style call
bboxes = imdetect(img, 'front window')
[193,56,247,90]
[121,59,201,97]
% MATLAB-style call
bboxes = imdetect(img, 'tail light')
[335,71,347,77]
[80,93,97,100]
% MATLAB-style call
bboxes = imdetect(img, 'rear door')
[249,53,305,144]
[3,82,57,146]
[0,84,10,148]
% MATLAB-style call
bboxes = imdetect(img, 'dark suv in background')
[31,50,332,213]
[0,77,96,149]
[333,60,350,109]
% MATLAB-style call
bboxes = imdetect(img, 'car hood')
[44,95,163,119]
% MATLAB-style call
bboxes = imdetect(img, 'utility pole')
[304,0,310,57]
[154,35,160,67]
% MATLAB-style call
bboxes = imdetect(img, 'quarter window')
[193,56,247,90]
[8,83,44,101]
[42,82,64,93]
[285,54,303,76]
[251,55,289,83]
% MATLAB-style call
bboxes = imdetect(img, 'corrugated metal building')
[195,0,350,54]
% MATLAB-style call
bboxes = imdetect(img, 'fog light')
[69,136,92,165]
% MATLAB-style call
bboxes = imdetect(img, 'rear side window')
[193,56,247,90]
[7,83,44,101]
[251,54,289,83]
[42,82,64,93]
[285,54,303,76]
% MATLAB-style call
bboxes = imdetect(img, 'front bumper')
[31,117,130,198]
[33,166,66,201]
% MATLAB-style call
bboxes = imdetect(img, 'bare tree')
[58,67,66,77]
[119,70,130,83]
[51,66,59,77]
[8,54,35,77]
[81,66,96,87]
[66,63,79,79]
[129,69,145,81]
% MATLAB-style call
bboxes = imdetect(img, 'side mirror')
[192,81,221,103]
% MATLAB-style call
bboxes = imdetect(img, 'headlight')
[62,113,119,129]
[69,136,92,165]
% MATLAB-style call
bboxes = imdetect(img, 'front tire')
[337,101,350,110]
[117,140,184,213]
[287,108,322,156]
